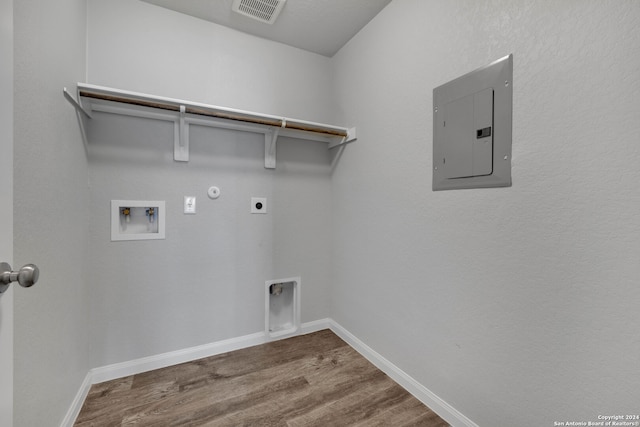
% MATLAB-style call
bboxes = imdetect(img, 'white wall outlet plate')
[184,196,196,214]
[251,197,267,214]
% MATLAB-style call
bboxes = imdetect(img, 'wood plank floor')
[75,329,449,426]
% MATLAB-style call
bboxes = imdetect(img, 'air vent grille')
[232,0,287,25]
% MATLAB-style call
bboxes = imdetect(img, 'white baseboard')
[63,319,475,427]
[300,317,332,334]
[90,331,267,385]
[59,371,92,427]
[88,321,332,389]
[325,320,478,427]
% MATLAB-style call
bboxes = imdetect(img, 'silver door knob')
[0,262,39,293]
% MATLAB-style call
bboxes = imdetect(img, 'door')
[0,0,13,425]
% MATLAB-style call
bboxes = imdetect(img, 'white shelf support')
[63,87,92,119]
[175,105,189,162]
[329,127,357,149]
[265,129,278,169]
[68,83,358,169]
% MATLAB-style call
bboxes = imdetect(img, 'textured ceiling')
[140,0,391,57]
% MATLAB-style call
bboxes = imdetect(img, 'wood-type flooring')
[75,329,449,426]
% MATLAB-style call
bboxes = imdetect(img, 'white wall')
[13,0,90,425]
[86,0,334,366]
[0,0,13,425]
[331,1,640,426]
[15,1,638,425]
[87,0,336,123]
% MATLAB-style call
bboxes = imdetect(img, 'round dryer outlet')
[208,186,221,199]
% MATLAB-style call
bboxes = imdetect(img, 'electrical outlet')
[184,196,196,214]
[251,197,267,214]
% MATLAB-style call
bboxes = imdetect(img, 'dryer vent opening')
[265,277,300,340]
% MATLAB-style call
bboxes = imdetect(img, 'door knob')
[0,262,40,294]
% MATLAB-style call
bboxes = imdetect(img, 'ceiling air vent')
[232,0,287,25]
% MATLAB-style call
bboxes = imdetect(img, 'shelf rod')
[78,89,348,138]
[70,83,358,169]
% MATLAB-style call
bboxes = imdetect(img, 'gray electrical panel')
[433,54,513,190]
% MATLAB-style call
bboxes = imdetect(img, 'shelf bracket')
[265,128,278,169]
[63,87,92,119]
[328,127,357,149]
[174,105,189,162]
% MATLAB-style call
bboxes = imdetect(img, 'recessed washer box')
[111,200,166,241]
[433,54,513,190]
